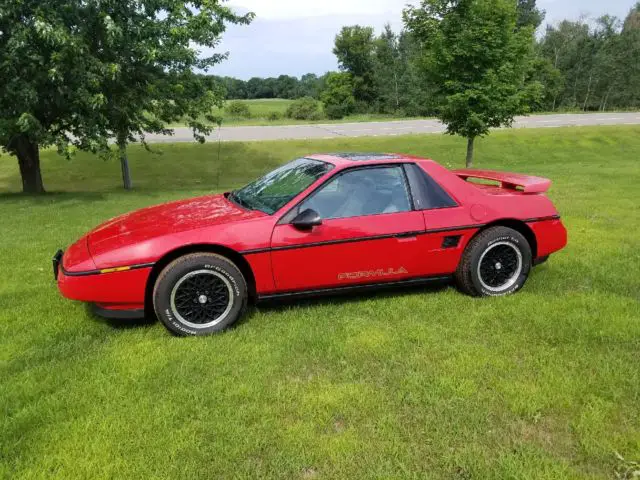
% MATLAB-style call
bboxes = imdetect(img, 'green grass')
[177,98,639,127]
[178,98,420,126]
[220,98,292,120]
[1,126,639,479]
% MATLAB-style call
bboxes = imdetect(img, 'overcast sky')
[207,0,636,79]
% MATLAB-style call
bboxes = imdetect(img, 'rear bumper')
[529,218,568,259]
[91,303,145,320]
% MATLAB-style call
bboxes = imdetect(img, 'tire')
[153,253,247,336]
[455,226,532,297]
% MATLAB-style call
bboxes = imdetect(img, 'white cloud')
[211,11,404,79]
[215,0,634,79]
[536,0,631,23]
[230,0,410,20]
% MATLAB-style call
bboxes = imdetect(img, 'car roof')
[306,152,434,167]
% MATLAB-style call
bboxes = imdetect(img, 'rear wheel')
[455,226,532,297]
[153,253,247,336]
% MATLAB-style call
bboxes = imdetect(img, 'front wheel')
[455,226,532,297]
[153,253,248,336]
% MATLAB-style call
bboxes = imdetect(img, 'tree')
[620,3,640,108]
[94,0,249,190]
[588,16,623,111]
[0,0,253,193]
[1,2,104,193]
[516,0,545,30]
[538,20,590,109]
[396,31,438,117]
[275,75,300,99]
[321,72,356,119]
[535,15,640,112]
[333,26,377,105]
[526,56,564,111]
[299,73,322,98]
[623,2,640,31]
[404,0,540,167]
[245,77,263,99]
[220,77,248,99]
[374,25,402,113]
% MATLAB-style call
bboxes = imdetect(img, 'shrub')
[266,111,283,121]
[285,97,322,120]
[353,100,371,114]
[324,103,352,120]
[224,100,251,118]
[321,72,356,120]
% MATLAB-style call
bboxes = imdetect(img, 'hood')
[87,194,264,257]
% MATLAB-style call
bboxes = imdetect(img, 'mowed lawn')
[1,126,639,479]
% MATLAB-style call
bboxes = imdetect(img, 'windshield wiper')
[229,191,252,210]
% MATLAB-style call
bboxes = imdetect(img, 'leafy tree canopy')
[404,0,541,167]
[624,2,640,31]
[321,72,356,119]
[517,0,545,30]
[0,0,253,192]
[333,26,377,104]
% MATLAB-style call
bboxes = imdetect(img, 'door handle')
[395,232,418,240]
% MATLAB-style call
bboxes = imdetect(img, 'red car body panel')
[529,219,568,257]
[55,154,568,314]
[271,211,426,291]
[87,195,269,268]
[58,267,151,306]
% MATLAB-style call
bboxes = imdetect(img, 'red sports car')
[54,153,567,336]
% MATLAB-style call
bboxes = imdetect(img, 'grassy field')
[199,98,418,126]
[187,98,638,127]
[1,126,639,479]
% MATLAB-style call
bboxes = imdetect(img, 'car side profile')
[54,153,567,336]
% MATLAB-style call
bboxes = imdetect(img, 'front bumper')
[53,249,63,280]
[54,249,152,313]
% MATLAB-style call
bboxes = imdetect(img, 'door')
[270,165,428,292]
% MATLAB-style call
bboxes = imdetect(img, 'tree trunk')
[393,70,399,110]
[582,72,593,111]
[601,88,611,111]
[117,135,133,190]
[465,137,475,169]
[13,135,45,194]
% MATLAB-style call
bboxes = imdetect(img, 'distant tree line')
[535,7,640,111]
[208,1,640,116]
[200,74,327,100]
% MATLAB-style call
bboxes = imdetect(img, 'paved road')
[147,112,640,143]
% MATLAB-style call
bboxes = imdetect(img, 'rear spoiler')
[453,169,551,194]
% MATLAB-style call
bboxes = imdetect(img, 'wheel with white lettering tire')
[455,227,532,297]
[153,253,247,336]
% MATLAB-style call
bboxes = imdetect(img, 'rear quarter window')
[404,163,458,210]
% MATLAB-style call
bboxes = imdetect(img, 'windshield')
[230,158,333,214]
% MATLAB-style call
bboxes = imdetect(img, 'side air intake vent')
[442,235,461,249]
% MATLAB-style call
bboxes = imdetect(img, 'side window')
[299,166,412,220]
[404,164,457,210]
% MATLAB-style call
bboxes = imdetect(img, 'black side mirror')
[291,208,322,230]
